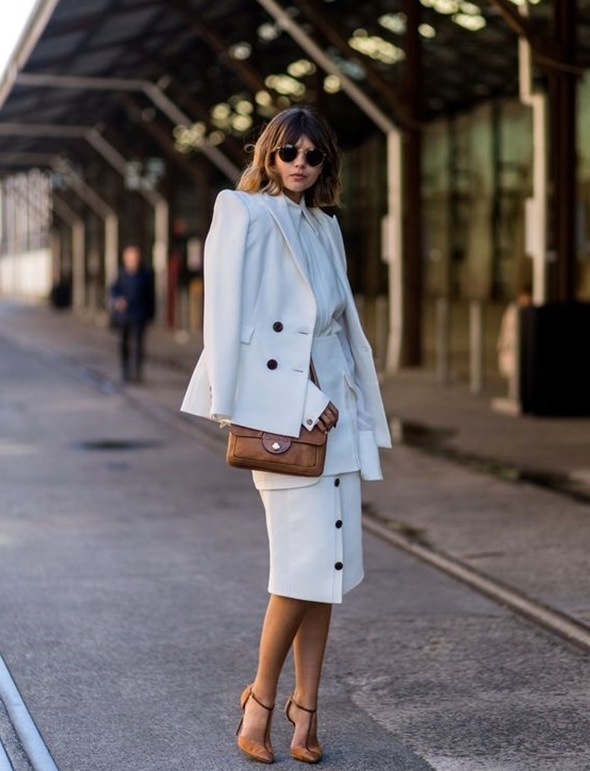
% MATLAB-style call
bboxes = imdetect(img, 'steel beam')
[52,194,86,309]
[0,121,157,201]
[0,0,61,108]
[51,157,119,287]
[0,121,169,315]
[256,0,404,372]
[85,128,169,318]
[550,0,578,302]
[115,93,207,186]
[0,152,55,168]
[485,0,535,42]
[292,0,410,125]
[14,72,240,181]
[518,6,548,306]
[166,0,273,103]
[401,0,423,367]
[256,0,396,135]
[132,47,245,165]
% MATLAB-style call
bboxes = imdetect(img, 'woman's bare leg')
[292,602,332,705]
[239,597,333,753]
[239,594,308,745]
[290,602,332,750]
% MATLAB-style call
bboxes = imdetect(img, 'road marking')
[0,655,60,771]
[363,514,590,652]
[0,738,13,771]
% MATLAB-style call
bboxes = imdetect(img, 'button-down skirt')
[258,471,363,604]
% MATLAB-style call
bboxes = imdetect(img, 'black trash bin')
[49,280,72,309]
[520,302,590,416]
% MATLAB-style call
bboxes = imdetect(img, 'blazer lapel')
[259,194,312,284]
[318,211,354,301]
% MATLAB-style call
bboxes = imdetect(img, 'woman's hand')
[317,401,339,433]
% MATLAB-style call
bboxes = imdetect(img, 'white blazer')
[180,190,392,478]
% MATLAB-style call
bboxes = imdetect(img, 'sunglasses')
[275,145,325,167]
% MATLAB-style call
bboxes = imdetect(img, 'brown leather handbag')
[226,361,327,477]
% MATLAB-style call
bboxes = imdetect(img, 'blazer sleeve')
[202,190,250,421]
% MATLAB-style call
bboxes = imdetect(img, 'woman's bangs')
[275,117,323,153]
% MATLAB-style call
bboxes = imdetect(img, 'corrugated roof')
[0,0,585,179]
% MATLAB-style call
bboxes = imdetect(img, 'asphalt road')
[0,319,589,771]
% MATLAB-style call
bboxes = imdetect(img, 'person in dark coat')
[110,244,155,383]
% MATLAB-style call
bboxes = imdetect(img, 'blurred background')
[0,0,589,407]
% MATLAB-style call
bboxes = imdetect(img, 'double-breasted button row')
[267,323,282,370]
[334,477,343,569]
[269,321,312,374]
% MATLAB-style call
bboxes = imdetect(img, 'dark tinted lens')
[277,145,298,163]
[305,149,325,167]
[277,145,325,167]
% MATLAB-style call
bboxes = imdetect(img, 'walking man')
[110,244,155,383]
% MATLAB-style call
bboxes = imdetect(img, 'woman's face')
[273,134,324,203]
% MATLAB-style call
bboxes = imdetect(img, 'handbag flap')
[229,424,326,447]
[229,424,264,438]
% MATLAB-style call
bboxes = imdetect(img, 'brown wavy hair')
[236,106,341,208]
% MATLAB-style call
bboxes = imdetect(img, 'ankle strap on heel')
[250,688,274,712]
[290,696,317,714]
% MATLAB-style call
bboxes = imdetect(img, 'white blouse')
[285,196,347,336]
[285,196,372,432]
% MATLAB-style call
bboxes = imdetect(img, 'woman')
[181,106,391,764]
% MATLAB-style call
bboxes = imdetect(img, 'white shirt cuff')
[302,379,330,431]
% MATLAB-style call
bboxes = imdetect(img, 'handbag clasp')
[262,433,292,454]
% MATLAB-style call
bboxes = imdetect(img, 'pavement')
[2,298,590,631]
[1,298,589,771]
[43,300,590,488]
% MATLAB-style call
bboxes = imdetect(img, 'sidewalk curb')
[362,513,590,653]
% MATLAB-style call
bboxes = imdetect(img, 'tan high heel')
[236,685,275,764]
[284,694,323,764]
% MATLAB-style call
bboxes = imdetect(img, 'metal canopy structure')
[0,0,589,369]
[0,0,585,171]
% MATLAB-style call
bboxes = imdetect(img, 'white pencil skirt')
[257,471,364,604]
